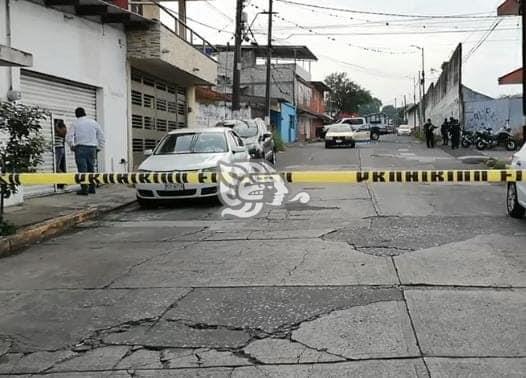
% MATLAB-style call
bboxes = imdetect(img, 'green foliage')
[0,101,48,198]
[324,72,378,114]
[357,97,383,116]
[272,131,285,151]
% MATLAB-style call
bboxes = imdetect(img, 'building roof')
[310,81,331,93]
[497,0,520,15]
[214,45,318,61]
[498,67,523,85]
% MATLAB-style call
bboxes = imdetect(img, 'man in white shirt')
[66,107,105,195]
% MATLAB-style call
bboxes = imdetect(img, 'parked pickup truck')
[322,117,380,141]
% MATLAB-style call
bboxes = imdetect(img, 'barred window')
[168,101,177,114]
[144,117,154,130]
[132,115,143,128]
[177,87,186,95]
[143,94,154,108]
[143,78,154,87]
[132,91,142,106]
[168,121,178,130]
[177,102,186,115]
[156,99,167,112]
[145,139,157,149]
[156,119,167,132]
[131,73,142,83]
[156,82,167,91]
[132,138,143,152]
[168,86,176,94]
[177,122,186,129]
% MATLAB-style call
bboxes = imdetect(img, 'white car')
[136,128,249,207]
[507,143,526,218]
[397,124,412,136]
[325,124,371,148]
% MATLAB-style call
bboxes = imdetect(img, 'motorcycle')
[475,127,517,151]
[461,130,476,148]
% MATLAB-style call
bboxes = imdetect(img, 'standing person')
[423,119,436,148]
[54,119,67,190]
[440,118,450,146]
[450,117,461,150]
[66,107,105,195]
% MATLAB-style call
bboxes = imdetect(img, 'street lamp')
[411,45,425,127]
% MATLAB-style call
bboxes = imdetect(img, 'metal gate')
[131,70,187,168]
[20,70,97,197]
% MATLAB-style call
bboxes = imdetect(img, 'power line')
[275,0,502,19]
[463,19,503,63]
[249,3,416,54]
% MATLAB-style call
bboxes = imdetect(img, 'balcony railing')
[128,0,217,58]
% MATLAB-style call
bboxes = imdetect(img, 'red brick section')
[498,68,523,85]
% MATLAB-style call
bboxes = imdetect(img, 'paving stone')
[243,338,345,364]
[162,348,251,368]
[406,289,526,356]
[292,301,419,359]
[0,351,76,374]
[110,239,398,287]
[0,289,189,352]
[115,348,163,370]
[165,286,403,333]
[50,346,129,372]
[395,235,526,287]
[231,359,428,377]
[425,357,526,378]
[103,321,251,349]
[134,368,233,377]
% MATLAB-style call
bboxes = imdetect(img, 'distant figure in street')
[423,119,436,148]
[441,118,450,146]
[54,119,67,190]
[450,117,461,150]
[66,107,105,195]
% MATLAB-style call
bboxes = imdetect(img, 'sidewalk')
[0,186,136,257]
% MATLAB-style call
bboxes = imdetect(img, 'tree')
[358,97,382,116]
[382,105,405,125]
[0,101,48,233]
[325,72,377,114]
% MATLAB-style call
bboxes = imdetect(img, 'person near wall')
[54,119,67,190]
[66,107,105,195]
[440,118,450,146]
[423,119,436,148]
[450,117,461,150]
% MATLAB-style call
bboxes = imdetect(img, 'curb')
[0,200,136,259]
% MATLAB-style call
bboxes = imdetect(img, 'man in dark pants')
[423,119,436,148]
[66,107,105,195]
[440,118,450,146]
[450,117,461,150]
[54,119,67,190]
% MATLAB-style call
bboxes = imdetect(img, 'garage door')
[20,70,97,197]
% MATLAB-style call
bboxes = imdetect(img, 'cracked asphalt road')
[0,135,524,377]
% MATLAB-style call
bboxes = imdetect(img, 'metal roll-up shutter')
[20,70,97,197]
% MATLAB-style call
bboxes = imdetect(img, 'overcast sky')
[168,0,522,106]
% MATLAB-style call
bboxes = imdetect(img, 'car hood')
[138,153,230,171]
[326,131,355,138]
[243,136,259,146]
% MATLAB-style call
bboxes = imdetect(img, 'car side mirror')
[144,149,153,156]
[263,132,272,140]
[232,146,246,154]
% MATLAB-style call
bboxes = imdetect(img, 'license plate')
[335,139,342,143]
[164,183,184,191]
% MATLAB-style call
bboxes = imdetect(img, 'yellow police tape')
[0,169,524,185]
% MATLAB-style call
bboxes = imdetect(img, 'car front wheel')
[371,132,380,141]
[507,183,525,218]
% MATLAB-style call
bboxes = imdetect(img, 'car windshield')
[233,123,258,138]
[155,133,228,154]
[343,119,364,125]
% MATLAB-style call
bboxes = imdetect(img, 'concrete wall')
[241,64,294,103]
[5,0,129,174]
[0,0,10,100]
[423,44,462,126]
[195,101,252,128]
[464,96,524,132]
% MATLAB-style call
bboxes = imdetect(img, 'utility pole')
[232,0,244,112]
[404,94,407,122]
[264,0,274,126]
[421,47,425,121]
